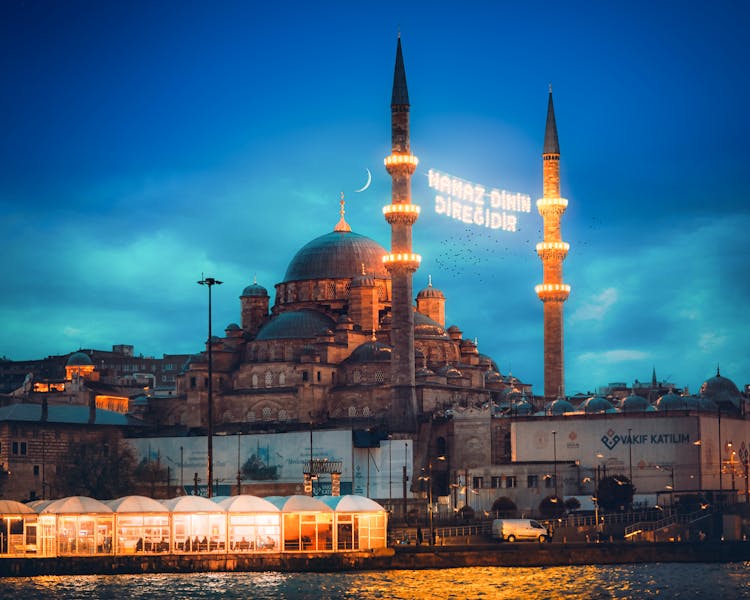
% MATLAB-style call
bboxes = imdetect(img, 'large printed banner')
[128,432,415,500]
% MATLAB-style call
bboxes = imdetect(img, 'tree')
[134,458,169,498]
[564,497,581,512]
[0,465,9,497]
[539,495,565,518]
[53,438,139,498]
[596,475,635,511]
[491,496,517,516]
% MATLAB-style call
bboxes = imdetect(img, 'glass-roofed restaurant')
[0,494,386,557]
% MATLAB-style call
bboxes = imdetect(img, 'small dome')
[337,314,354,324]
[225,323,241,331]
[218,495,279,513]
[414,312,448,338]
[105,495,169,513]
[416,281,445,299]
[67,352,92,367]
[348,341,392,363]
[656,391,689,411]
[621,393,652,412]
[319,494,385,512]
[160,496,224,512]
[241,282,269,297]
[350,273,376,288]
[583,396,613,414]
[447,325,461,333]
[700,368,742,410]
[513,399,533,415]
[548,398,575,415]
[255,310,336,341]
[416,366,435,378]
[42,496,112,514]
[485,371,503,383]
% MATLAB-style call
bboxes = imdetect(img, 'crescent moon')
[354,168,372,193]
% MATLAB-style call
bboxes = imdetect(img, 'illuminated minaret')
[535,88,570,400]
[383,36,421,431]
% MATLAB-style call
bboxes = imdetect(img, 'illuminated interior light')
[382,204,421,215]
[384,154,419,167]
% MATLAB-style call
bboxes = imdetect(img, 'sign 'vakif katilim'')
[428,169,531,232]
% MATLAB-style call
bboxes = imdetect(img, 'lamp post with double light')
[198,275,222,498]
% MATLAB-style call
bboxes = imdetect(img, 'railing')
[624,510,712,539]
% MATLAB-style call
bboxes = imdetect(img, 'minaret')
[535,88,570,400]
[383,36,421,431]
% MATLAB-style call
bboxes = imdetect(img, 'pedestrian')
[416,526,423,545]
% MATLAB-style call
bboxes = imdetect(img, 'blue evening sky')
[1,0,748,396]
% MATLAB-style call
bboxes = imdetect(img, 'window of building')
[252,374,259,388]
[262,407,272,420]
[12,441,26,456]
[264,371,273,387]
[279,373,286,386]
[472,476,483,489]
[190,377,196,389]
[374,370,385,383]
[527,474,539,488]
[204,377,209,389]
[491,476,501,489]
[348,406,357,417]
[505,476,517,488]
[302,371,309,382]
[352,369,361,384]
[33,465,39,476]
[544,475,556,489]
[316,371,321,382]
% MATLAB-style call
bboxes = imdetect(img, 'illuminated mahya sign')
[428,169,531,232]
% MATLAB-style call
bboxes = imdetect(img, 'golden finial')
[334,191,352,232]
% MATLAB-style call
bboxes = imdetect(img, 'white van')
[491,519,552,543]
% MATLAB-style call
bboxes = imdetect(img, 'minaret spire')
[535,88,570,400]
[334,192,351,232]
[383,36,421,431]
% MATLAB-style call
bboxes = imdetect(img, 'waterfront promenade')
[2,540,749,577]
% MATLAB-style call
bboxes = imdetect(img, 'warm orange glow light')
[384,154,419,167]
[536,197,568,209]
[536,242,570,253]
[382,203,421,215]
[382,253,422,264]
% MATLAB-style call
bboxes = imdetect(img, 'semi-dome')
[414,312,448,338]
[66,351,93,367]
[621,393,652,412]
[512,399,533,415]
[583,396,613,414]
[347,341,392,363]
[255,310,336,341]
[700,368,742,409]
[283,231,389,283]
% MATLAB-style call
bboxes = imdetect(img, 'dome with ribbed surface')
[414,312,448,338]
[255,310,336,341]
[283,231,388,283]
[241,283,269,297]
[347,341,392,363]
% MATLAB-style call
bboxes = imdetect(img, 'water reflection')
[3,564,750,599]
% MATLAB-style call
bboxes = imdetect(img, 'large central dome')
[282,230,389,283]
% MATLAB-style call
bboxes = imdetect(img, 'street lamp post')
[628,427,633,482]
[198,275,222,498]
[552,431,558,498]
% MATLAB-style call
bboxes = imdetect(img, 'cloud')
[570,287,617,322]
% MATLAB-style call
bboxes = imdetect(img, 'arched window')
[374,370,385,383]
[279,372,286,386]
[265,370,273,387]
[278,409,288,421]
[352,369,362,384]
[348,406,357,417]
[262,406,272,420]
[246,410,256,422]
[362,406,371,417]
[252,374,259,388]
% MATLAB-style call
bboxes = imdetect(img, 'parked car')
[491,519,552,543]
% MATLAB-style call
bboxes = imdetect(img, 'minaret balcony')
[536,197,568,217]
[383,253,422,272]
[384,153,418,175]
[383,203,420,225]
[536,241,569,261]
[535,283,571,302]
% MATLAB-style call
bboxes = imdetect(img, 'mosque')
[2,38,748,514]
